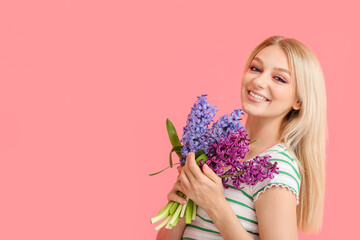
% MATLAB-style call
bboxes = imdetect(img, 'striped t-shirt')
[182,143,301,240]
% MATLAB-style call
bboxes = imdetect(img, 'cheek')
[272,89,296,106]
[240,84,247,101]
[241,76,250,92]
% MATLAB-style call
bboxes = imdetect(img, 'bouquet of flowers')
[150,94,279,230]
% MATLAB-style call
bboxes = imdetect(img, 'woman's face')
[241,45,300,120]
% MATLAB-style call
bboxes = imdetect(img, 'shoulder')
[251,143,301,205]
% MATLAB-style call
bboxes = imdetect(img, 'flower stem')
[191,199,197,220]
[180,197,189,218]
[169,202,179,215]
[171,216,180,227]
[151,202,173,224]
[165,222,173,229]
[169,204,183,225]
[149,163,181,176]
[219,170,245,178]
[185,200,192,224]
[157,203,168,215]
[155,216,171,231]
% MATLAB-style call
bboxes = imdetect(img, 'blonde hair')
[242,36,327,233]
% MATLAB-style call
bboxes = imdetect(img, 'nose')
[252,72,269,89]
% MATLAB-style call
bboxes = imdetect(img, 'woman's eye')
[249,65,287,83]
[250,66,260,72]
[274,76,286,83]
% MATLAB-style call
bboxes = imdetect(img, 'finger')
[178,171,191,193]
[174,178,184,191]
[183,153,197,182]
[187,152,203,178]
[170,194,187,205]
[168,192,187,204]
[167,183,187,204]
[202,164,221,183]
[177,165,183,174]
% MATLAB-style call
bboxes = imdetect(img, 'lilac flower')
[199,129,279,190]
[231,155,279,189]
[178,94,278,189]
[209,109,245,145]
[180,94,218,164]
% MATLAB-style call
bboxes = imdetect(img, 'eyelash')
[249,65,287,83]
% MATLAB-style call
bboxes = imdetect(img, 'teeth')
[249,91,267,101]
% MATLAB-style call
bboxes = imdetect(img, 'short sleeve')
[251,145,301,205]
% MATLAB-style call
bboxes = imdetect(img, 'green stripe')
[225,197,255,211]
[225,184,253,200]
[187,224,220,234]
[277,144,285,149]
[248,230,260,236]
[236,215,258,224]
[278,170,300,193]
[186,221,259,237]
[269,158,300,179]
[279,151,294,161]
[195,214,259,236]
[182,238,197,240]
[267,150,294,162]
[276,144,289,153]
[253,182,298,199]
[197,211,257,226]
[196,213,213,224]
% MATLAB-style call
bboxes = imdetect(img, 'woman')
[157,35,327,240]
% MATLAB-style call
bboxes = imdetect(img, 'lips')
[247,89,270,102]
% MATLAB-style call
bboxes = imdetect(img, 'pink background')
[1,0,359,239]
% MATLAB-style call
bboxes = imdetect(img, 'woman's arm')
[156,218,187,240]
[254,186,298,240]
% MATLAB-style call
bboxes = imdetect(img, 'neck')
[244,115,283,155]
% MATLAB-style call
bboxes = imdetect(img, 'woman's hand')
[166,165,187,205]
[178,152,226,212]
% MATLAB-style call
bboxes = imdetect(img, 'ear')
[292,99,301,111]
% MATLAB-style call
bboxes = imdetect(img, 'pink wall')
[1,0,359,239]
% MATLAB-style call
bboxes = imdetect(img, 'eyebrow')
[253,57,291,75]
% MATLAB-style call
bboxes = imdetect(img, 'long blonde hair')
[242,36,327,233]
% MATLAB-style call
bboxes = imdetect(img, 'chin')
[241,104,249,114]
[241,104,256,117]
[241,104,266,118]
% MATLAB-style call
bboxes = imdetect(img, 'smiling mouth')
[248,90,270,102]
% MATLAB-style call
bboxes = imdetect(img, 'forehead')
[252,45,290,72]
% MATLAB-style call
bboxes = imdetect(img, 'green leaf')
[195,153,208,166]
[195,149,204,159]
[169,146,183,167]
[166,119,182,158]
